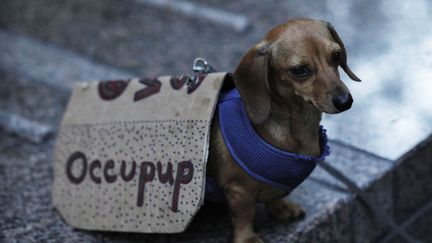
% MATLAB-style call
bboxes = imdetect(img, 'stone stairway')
[1,0,431,242]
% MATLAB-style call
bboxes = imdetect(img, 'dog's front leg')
[224,182,262,243]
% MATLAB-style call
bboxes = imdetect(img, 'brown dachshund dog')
[207,18,361,243]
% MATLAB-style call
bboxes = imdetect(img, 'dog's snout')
[332,93,353,112]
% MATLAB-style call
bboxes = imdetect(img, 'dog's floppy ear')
[234,42,272,124]
[326,23,361,82]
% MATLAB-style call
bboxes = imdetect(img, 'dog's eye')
[333,51,342,64]
[290,66,310,78]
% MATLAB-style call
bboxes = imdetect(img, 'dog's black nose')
[332,93,353,112]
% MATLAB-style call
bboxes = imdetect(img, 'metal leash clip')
[186,58,215,93]
[192,57,214,73]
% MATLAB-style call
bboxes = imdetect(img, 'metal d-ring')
[192,57,209,73]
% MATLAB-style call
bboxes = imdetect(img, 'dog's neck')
[254,93,322,157]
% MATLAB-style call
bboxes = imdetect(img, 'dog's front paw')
[266,199,305,221]
[245,235,264,243]
[235,234,264,243]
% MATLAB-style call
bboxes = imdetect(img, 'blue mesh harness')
[205,88,330,202]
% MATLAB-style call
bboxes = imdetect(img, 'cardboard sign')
[52,72,228,233]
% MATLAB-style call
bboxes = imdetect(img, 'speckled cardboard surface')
[52,72,227,233]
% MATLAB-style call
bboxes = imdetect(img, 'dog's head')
[234,19,361,124]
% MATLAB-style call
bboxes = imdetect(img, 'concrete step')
[0,70,64,143]
[0,30,132,142]
[0,30,132,92]
[0,0,301,76]
[0,0,242,75]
